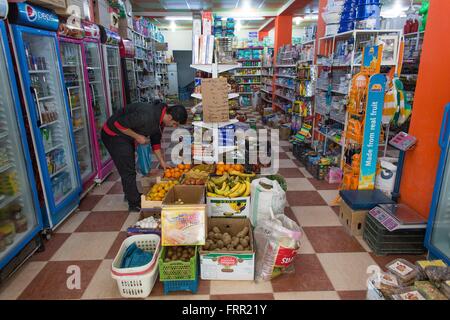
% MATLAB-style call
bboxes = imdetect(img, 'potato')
[212,226,221,234]
[223,233,230,238]
[182,249,188,255]
[216,240,224,249]
[236,244,244,251]
[214,248,221,251]
[208,231,215,239]
[203,242,210,250]
[167,249,174,258]
[226,244,234,251]
[223,236,231,245]
[236,227,249,238]
[244,236,250,241]
[209,243,217,250]
[214,233,223,240]
[240,238,248,247]
[176,247,183,253]
[231,237,240,247]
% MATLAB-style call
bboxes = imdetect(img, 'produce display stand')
[190,61,241,163]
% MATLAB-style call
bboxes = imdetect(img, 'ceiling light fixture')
[170,20,176,32]
[236,21,242,31]
[165,16,193,21]
[294,17,303,25]
[381,0,408,18]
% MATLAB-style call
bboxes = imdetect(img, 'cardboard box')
[206,196,250,218]
[118,25,133,40]
[200,218,255,280]
[161,185,207,246]
[127,208,161,236]
[202,78,229,123]
[339,200,367,236]
[141,177,163,209]
[93,0,118,31]
[29,0,66,10]
[54,0,86,18]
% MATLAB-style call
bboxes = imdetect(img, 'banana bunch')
[207,173,251,199]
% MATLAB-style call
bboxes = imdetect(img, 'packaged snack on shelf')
[391,287,427,300]
[441,280,450,299]
[414,281,448,300]
[376,271,401,297]
[423,265,450,284]
[386,258,419,286]
[415,259,447,280]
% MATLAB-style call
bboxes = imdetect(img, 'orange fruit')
[224,164,231,171]
[184,164,191,169]
[178,164,185,170]
[216,170,222,175]
[166,172,172,178]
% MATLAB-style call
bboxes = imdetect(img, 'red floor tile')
[303,226,365,253]
[210,293,274,300]
[369,253,427,272]
[292,159,304,167]
[286,191,327,206]
[107,181,124,194]
[78,195,104,211]
[31,233,71,262]
[19,260,101,300]
[271,254,334,292]
[277,168,305,178]
[75,211,129,233]
[337,290,368,300]
[307,178,341,190]
[105,232,128,260]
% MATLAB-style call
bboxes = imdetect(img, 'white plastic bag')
[250,178,286,226]
[375,157,398,197]
[254,211,303,281]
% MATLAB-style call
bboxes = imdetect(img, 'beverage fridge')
[8,3,81,230]
[58,22,98,196]
[0,17,43,272]
[120,38,138,104]
[82,22,114,183]
[100,26,125,115]
[425,103,450,265]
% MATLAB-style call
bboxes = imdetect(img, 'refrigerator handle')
[90,84,97,107]
[439,103,450,149]
[67,88,73,118]
[30,86,43,125]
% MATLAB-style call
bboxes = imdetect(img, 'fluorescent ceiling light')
[236,21,242,31]
[170,21,176,32]
[221,17,265,21]
[304,14,318,21]
[165,16,192,21]
[294,17,303,25]
[381,1,408,18]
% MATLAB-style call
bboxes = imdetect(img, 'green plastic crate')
[158,246,198,281]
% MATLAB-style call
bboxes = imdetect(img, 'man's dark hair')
[167,105,188,125]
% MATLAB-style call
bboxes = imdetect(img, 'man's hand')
[135,134,150,145]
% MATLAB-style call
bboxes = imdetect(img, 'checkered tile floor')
[0,109,425,300]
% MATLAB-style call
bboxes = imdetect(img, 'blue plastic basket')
[162,273,199,295]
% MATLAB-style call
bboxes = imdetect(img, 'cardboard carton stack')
[192,11,214,65]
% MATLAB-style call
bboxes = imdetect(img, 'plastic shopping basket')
[111,234,161,298]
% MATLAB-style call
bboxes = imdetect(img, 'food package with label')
[441,280,450,299]
[414,281,448,300]
[371,271,401,297]
[161,208,206,246]
[415,259,447,280]
[424,265,450,284]
[391,287,427,300]
[254,214,303,281]
[386,258,419,286]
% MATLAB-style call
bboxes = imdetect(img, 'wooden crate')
[339,200,368,236]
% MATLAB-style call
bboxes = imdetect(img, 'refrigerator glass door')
[60,41,95,182]
[20,31,79,207]
[105,45,123,114]
[430,145,450,259]
[0,34,40,264]
[84,41,111,165]
[126,58,137,103]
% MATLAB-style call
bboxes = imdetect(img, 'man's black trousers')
[101,130,140,207]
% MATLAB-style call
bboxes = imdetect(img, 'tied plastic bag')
[254,211,303,281]
[137,144,152,176]
[250,178,286,226]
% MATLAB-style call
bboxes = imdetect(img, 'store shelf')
[73,126,84,133]
[49,165,68,179]
[0,193,22,209]
[234,74,262,77]
[273,102,286,113]
[77,144,88,151]
[275,83,296,90]
[274,92,295,102]
[260,88,272,94]
[319,29,403,41]
[238,66,262,69]
[38,95,55,102]
[275,64,297,68]
[40,119,59,129]
[0,130,8,140]
[275,74,297,79]
[29,69,50,74]
[193,119,239,129]
[314,128,344,147]
[237,82,261,85]
[45,143,63,155]
[261,96,272,103]
[0,163,13,174]
[239,92,254,95]
[67,86,80,91]
[191,92,239,100]
[237,59,261,62]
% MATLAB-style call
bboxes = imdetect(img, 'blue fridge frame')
[425,102,450,265]
[0,21,44,270]
[9,23,82,230]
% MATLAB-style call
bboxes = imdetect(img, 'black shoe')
[128,205,141,213]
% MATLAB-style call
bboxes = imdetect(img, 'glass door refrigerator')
[58,22,98,197]
[82,22,114,182]
[425,103,450,265]
[8,3,81,230]
[120,38,138,104]
[99,26,125,115]
[0,18,43,272]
